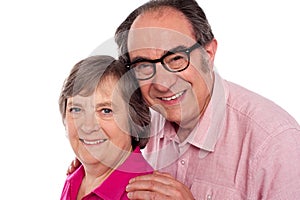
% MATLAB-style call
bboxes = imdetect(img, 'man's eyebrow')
[130,56,153,64]
[130,45,189,63]
[169,45,189,52]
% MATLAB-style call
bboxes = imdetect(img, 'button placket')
[206,194,212,200]
[180,159,186,165]
[176,156,188,183]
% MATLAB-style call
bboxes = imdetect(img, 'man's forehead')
[127,27,196,52]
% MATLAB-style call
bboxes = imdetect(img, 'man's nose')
[152,63,177,91]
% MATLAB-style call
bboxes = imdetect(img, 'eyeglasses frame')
[127,41,201,80]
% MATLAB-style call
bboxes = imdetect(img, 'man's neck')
[171,121,196,143]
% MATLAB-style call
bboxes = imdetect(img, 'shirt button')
[207,194,212,200]
[180,159,185,165]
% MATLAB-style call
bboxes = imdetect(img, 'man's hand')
[66,158,81,175]
[126,171,194,200]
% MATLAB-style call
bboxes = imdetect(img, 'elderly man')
[114,0,300,199]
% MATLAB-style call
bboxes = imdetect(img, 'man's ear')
[205,38,218,68]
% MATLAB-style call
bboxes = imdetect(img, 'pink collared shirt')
[61,147,153,200]
[143,73,300,200]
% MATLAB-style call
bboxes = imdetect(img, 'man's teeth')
[161,91,184,101]
[80,139,107,145]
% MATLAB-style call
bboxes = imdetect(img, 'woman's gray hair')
[59,55,150,149]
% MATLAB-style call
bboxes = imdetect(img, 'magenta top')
[60,147,153,200]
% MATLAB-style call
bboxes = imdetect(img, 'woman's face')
[64,77,132,168]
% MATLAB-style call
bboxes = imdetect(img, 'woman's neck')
[77,146,133,199]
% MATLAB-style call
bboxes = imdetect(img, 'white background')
[0,0,299,199]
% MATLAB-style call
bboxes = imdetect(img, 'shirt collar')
[65,147,152,200]
[93,147,153,199]
[190,73,228,151]
[159,72,227,152]
[65,165,85,200]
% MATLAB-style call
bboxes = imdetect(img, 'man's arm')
[66,158,81,175]
[251,128,300,199]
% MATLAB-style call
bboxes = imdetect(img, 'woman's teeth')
[80,139,107,145]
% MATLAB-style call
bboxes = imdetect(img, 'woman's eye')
[69,107,81,113]
[101,108,112,114]
[96,108,113,119]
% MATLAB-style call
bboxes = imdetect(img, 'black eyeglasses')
[127,42,201,80]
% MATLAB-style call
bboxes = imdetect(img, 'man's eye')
[171,55,185,61]
[165,52,188,70]
[135,63,152,70]
[167,53,186,63]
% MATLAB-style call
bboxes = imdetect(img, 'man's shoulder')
[225,80,299,133]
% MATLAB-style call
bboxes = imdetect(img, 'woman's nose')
[81,114,100,134]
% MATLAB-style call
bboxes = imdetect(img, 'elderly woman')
[59,55,153,200]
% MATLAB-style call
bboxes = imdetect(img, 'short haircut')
[59,55,150,149]
[115,0,214,64]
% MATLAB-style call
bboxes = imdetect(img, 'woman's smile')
[79,138,108,145]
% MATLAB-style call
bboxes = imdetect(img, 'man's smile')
[159,90,185,101]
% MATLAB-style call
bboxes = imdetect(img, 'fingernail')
[126,184,131,192]
[66,166,71,175]
[127,192,132,198]
[128,178,135,183]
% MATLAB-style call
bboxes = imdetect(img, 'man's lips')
[79,138,107,145]
[159,91,185,101]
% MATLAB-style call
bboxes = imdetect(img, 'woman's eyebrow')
[95,101,112,108]
[67,102,83,110]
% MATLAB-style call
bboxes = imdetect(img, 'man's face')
[127,8,215,128]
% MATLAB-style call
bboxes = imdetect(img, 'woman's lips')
[79,138,107,145]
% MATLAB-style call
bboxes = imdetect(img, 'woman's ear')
[63,118,69,138]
